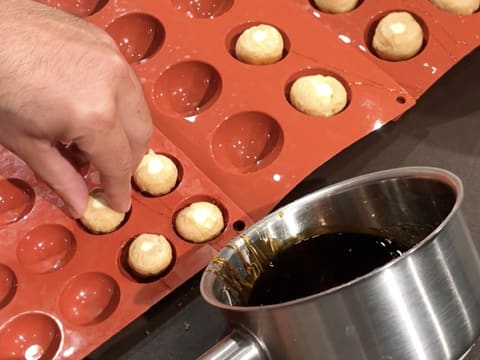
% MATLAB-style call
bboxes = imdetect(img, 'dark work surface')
[87,48,480,360]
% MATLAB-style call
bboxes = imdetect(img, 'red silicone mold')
[90,0,420,219]
[0,128,252,359]
[2,0,478,358]
[292,0,479,97]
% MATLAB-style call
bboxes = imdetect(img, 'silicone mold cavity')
[171,0,234,19]
[35,0,108,17]
[58,272,120,325]
[211,112,284,173]
[0,178,35,226]
[0,312,62,360]
[106,13,165,64]
[154,61,222,117]
[17,224,76,274]
[0,265,16,309]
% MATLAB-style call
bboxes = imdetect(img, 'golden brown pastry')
[133,149,178,196]
[313,0,360,13]
[235,24,284,65]
[372,12,424,61]
[80,189,125,234]
[175,201,224,243]
[429,0,479,15]
[128,233,173,277]
[289,74,348,117]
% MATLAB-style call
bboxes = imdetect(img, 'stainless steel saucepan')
[199,167,480,360]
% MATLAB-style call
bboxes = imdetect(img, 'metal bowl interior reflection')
[200,167,480,360]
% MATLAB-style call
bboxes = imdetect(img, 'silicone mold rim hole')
[233,220,246,231]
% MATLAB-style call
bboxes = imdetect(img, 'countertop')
[86,48,480,360]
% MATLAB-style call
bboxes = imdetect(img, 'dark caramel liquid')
[247,232,404,306]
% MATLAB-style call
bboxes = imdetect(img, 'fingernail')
[107,194,131,214]
[124,183,132,213]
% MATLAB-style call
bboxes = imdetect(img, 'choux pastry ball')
[133,149,178,196]
[235,24,285,65]
[127,233,173,277]
[372,12,424,61]
[289,74,348,117]
[80,189,126,234]
[175,201,225,243]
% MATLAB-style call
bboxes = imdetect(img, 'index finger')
[75,112,133,213]
[116,66,153,170]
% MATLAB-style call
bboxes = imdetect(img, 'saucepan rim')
[200,166,464,311]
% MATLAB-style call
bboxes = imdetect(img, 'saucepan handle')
[197,329,267,360]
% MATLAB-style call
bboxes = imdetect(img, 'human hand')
[0,0,152,217]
